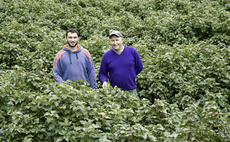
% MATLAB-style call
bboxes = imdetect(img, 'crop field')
[0,0,230,141]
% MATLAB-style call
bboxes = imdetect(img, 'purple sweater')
[98,46,143,91]
[53,44,97,89]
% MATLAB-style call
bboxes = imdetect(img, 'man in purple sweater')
[53,28,97,89]
[98,31,143,94]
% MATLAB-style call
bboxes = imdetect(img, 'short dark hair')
[66,28,79,37]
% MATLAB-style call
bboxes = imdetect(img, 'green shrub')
[138,43,230,108]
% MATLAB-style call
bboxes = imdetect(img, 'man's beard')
[67,42,78,48]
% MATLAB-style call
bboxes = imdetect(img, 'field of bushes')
[0,0,230,141]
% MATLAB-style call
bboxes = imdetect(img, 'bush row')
[0,68,229,141]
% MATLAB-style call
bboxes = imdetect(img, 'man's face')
[109,36,124,52]
[66,32,79,48]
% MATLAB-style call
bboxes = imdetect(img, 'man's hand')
[102,81,108,88]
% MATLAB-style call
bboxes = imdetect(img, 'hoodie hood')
[63,44,82,64]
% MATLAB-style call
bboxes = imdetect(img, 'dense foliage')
[0,0,230,141]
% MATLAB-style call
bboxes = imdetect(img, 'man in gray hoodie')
[53,28,97,89]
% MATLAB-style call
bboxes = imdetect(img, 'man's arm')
[53,57,64,83]
[81,48,97,89]
[87,56,97,89]
[98,55,109,86]
[134,49,143,75]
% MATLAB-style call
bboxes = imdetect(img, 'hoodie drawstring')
[68,50,72,64]
[68,50,78,64]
